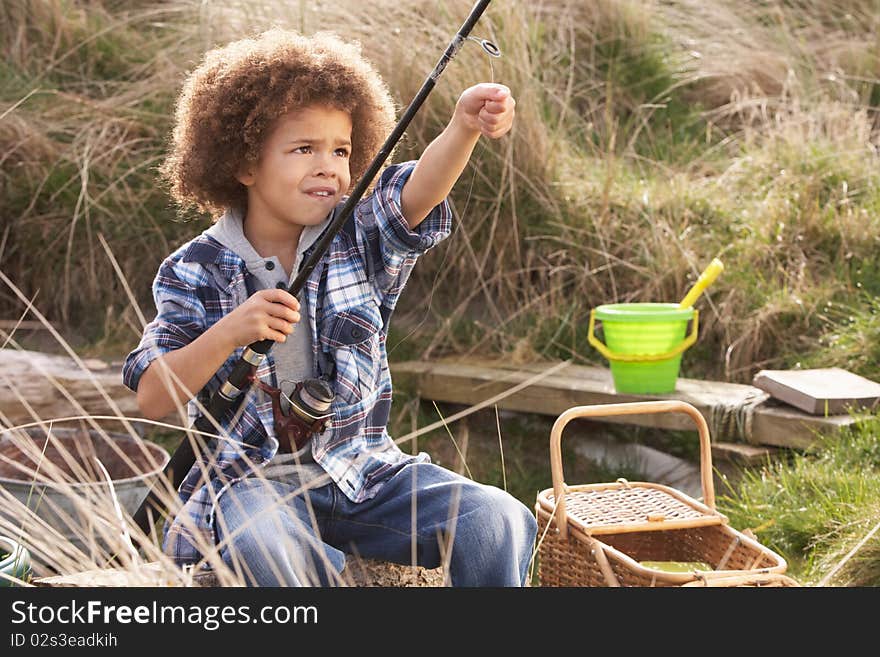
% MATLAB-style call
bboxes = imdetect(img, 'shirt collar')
[206,207,333,270]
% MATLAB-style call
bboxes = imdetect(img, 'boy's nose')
[313,157,336,177]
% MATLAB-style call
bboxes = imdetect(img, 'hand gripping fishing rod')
[132,0,495,538]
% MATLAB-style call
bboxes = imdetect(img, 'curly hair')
[160,28,397,218]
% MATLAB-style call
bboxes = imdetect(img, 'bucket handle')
[550,400,716,540]
[588,308,699,362]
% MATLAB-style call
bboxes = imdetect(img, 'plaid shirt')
[123,162,452,565]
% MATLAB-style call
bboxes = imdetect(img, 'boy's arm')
[135,324,237,421]
[401,83,515,229]
[135,287,301,420]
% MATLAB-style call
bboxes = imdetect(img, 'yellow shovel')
[679,258,724,309]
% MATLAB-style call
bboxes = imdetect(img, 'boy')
[124,28,537,586]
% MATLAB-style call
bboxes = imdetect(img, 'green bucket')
[588,303,699,394]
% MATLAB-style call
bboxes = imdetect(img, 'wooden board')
[391,358,859,449]
[749,401,859,450]
[753,368,880,416]
[711,442,778,466]
[0,349,179,432]
[1,348,860,451]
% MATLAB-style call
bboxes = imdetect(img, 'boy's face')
[238,104,353,230]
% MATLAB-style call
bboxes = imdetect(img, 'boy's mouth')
[304,186,336,200]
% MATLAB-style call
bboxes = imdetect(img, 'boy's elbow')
[135,364,179,421]
[399,196,430,231]
[136,384,168,421]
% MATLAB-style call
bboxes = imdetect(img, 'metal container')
[0,427,169,563]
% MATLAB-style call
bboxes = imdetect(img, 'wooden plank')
[753,367,880,415]
[750,403,856,450]
[711,442,778,466]
[393,358,760,435]
[391,358,859,449]
[0,349,139,428]
[0,349,181,431]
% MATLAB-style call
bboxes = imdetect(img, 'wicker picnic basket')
[535,400,792,587]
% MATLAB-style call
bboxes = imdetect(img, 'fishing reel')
[258,377,335,454]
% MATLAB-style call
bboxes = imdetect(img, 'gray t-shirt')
[207,210,329,488]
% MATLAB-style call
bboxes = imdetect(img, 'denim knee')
[216,481,344,587]
[483,487,538,553]
[220,510,300,586]
[449,485,537,586]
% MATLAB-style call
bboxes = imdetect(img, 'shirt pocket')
[320,301,384,405]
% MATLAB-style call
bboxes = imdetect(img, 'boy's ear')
[236,162,255,186]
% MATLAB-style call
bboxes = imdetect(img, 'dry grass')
[3,0,880,381]
[0,314,560,587]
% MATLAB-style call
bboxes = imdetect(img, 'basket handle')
[550,400,715,540]
[588,308,699,362]
[680,572,799,587]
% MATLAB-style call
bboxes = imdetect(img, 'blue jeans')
[214,462,538,587]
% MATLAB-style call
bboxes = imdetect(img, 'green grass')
[718,414,880,585]
[804,293,880,380]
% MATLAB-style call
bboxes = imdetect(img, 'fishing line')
[467,36,500,82]
[389,34,504,357]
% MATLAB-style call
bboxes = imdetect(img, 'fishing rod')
[132,0,497,537]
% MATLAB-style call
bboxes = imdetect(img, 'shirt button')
[264,261,275,271]
[276,282,286,290]
[350,327,364,340]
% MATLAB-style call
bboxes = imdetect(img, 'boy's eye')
[335,148,350,158]
[293,145,311,154]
